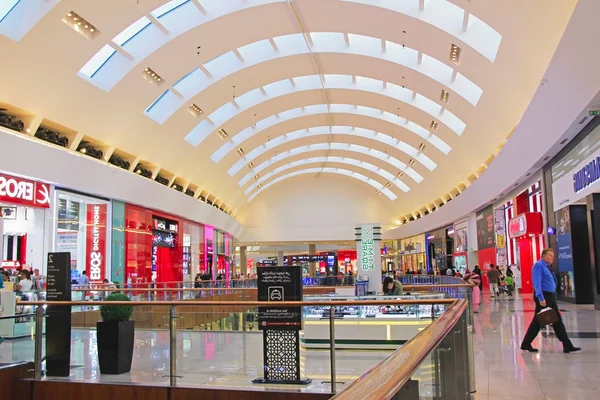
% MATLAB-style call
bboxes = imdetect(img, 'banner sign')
[508,212,543,239]
[0,173,50,208]
[257,266,302,330]
[86,204,107,283]
[476,206,495,249]
[360,226,375,270]
[555,207,575,298]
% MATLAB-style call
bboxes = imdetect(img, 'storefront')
[544,117,600,306]
[452,220,469,274]
[398,234,426,273]
[338,249,357,274]
[476,206,496,271]
[0,172,51,273]
[425,226,453,273]
[507,211,543,294]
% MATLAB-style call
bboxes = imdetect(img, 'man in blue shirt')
[520,248,580,353]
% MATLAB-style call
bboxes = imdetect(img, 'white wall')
[239,175,396,242]
[0,129,243,238]
[2,207,47,270]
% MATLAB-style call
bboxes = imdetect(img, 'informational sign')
[555,207,575,298]
[476,206,495,249]
[453,220,468,253]
[552,151,600,210]
[360,226,375,270]
[494,207,508,267]
[86,204,107,283]
[45,252,72,377]
[257,266,302,330]
[0,206,17,219]
[0,173,50,208]
[508,212,543,239]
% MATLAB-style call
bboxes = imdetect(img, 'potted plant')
[97,293,134,374]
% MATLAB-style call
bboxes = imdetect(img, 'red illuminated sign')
[86,204,107,283]
[508,213,543,239]
[0,173,50,208]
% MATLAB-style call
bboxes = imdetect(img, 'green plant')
[100,293,133,322]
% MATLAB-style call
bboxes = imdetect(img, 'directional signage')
[257,266,302,330]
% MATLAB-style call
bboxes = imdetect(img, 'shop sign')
[552,150,600,210]
[86,204,107,283]
[508,212,543,239]
[0,173,50,208]
[1,260,21,268]
[361,226,375,271]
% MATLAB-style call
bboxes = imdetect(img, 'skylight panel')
[112,16,151,47]
[151,0,191,19]
[79,45,116,78]
[0,1,19,23]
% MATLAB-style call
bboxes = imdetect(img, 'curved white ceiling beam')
[230,134,423,183]
[143,33,481,124]
[212,109,438,170]
[77,0,500,90]
[248,167,397,202]
[182,74,466,148]
[0,0,60,41]
[244,156,410,195]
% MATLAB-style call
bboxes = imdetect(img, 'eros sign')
[0,173,50,208]
[86,204,107,283]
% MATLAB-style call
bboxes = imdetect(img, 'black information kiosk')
[253,265,310,384]
[45,252,72,377]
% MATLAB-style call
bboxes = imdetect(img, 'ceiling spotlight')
[237,148,245,156]
[68,13,72,17]
[142,67,163,85]
[419,143,426,151]
[375,190,381,195]
[258,183,262,188]
[248,162,254,169]
[440,89,449,103]
[80,148,87,154]
[430,120,439,131]
[73,17,78,21]
[386,182,392,187]
[90,28,95,32]
[449,44,461,64]
[217,129,228,139]
[254,174,260,180]
[77,21,82,25]
[397,171,403,177]
[408,159,415,166]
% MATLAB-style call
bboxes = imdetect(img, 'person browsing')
[520,249,580,353]
[382,276,403,296]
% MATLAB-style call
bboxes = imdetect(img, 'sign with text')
[86,204,107,283]
[45,252,72,377]
[552,150,600,210]
[476,205,495,249]
[0,173,50,208]
[257,266,302,330]
[360,226,375,270]
[508,212,543,239]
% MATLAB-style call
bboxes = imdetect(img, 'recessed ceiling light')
[418,143,426,151]
[449,44,461,64]
[397,171,403,177]
[248,162,254,169]
[254,174,260,180]
[142,67,164,85]
[430,120,439,131]
[237,148,245,156]
[408,158,415,166]
[217,129,228,139]
[385,182,392,187]
[440,89,449,103]
[375,190,381,195]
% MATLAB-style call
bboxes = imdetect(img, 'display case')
[0,290,45,339]
[301,293,447,349]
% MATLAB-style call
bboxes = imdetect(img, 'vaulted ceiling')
[0,0,578,231]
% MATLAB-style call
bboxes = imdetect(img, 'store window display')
[54,190,111,284]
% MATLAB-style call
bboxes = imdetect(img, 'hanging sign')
[0,173,50,208]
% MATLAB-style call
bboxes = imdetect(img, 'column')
[356,225,382,293]
[308,244,317,275]
[0,217,4,266]
[277,251,284,266]
[239,246,247,277]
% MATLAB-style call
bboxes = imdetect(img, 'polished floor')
[1,294,600,398]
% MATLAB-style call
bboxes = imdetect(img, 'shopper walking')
[487,264,500,298]
[520,249,580,353]
[473,265,483,291]
[464,268,481,313]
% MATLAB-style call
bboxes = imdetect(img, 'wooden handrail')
[331,299,468,400]
[65,283,473,292]
[18,298,457,307]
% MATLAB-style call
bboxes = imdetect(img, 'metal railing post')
[34,306,44,379]
[329,306,337,395]
[466,287,476,393]
[169,305,177,386]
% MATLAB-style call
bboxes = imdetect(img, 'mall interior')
[1,1,600,399]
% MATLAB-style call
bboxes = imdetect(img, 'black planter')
[97,320,134,374]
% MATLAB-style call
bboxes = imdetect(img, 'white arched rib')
[77,0,500,90]
[248,167,397,202]
[244,156,410,195]
[212,104,450,162]
[230,136,423,183]
[182,75,466,148]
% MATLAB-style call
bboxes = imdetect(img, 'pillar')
[277,251,284,266]
[308,244,317,275]
[240,246,247,277]
[0,217,4,267]
[356,225,383,293]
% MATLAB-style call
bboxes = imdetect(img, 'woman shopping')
[463,268,481,313]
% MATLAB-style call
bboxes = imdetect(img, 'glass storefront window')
[53,190,111,284]
[552,123,600,182]
[1,206,49,274]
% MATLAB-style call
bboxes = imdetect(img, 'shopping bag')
[537,307,559,326]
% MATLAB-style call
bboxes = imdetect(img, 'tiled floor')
[1,293,599,398]
[472,293,600,400]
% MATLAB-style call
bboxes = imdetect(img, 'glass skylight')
[78,45,116,79]
[0,0,61,42]
[112,16,152,47]
[79,0,500,90]
[244,156,410,195]
[184,74,466,148]
[0,1,19,23]
[229,132,423,183]
[247,168,397,202]
[147,32,480,123]
[211,104,450,163]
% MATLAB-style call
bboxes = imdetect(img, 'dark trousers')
[521,291,572,348]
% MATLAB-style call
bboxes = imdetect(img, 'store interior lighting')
[185,188,195,197]
[155,175,169,186]
[134,164,153,178]
[171,183,183,192]
[62,11,99,40]
[77,141,103,159]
